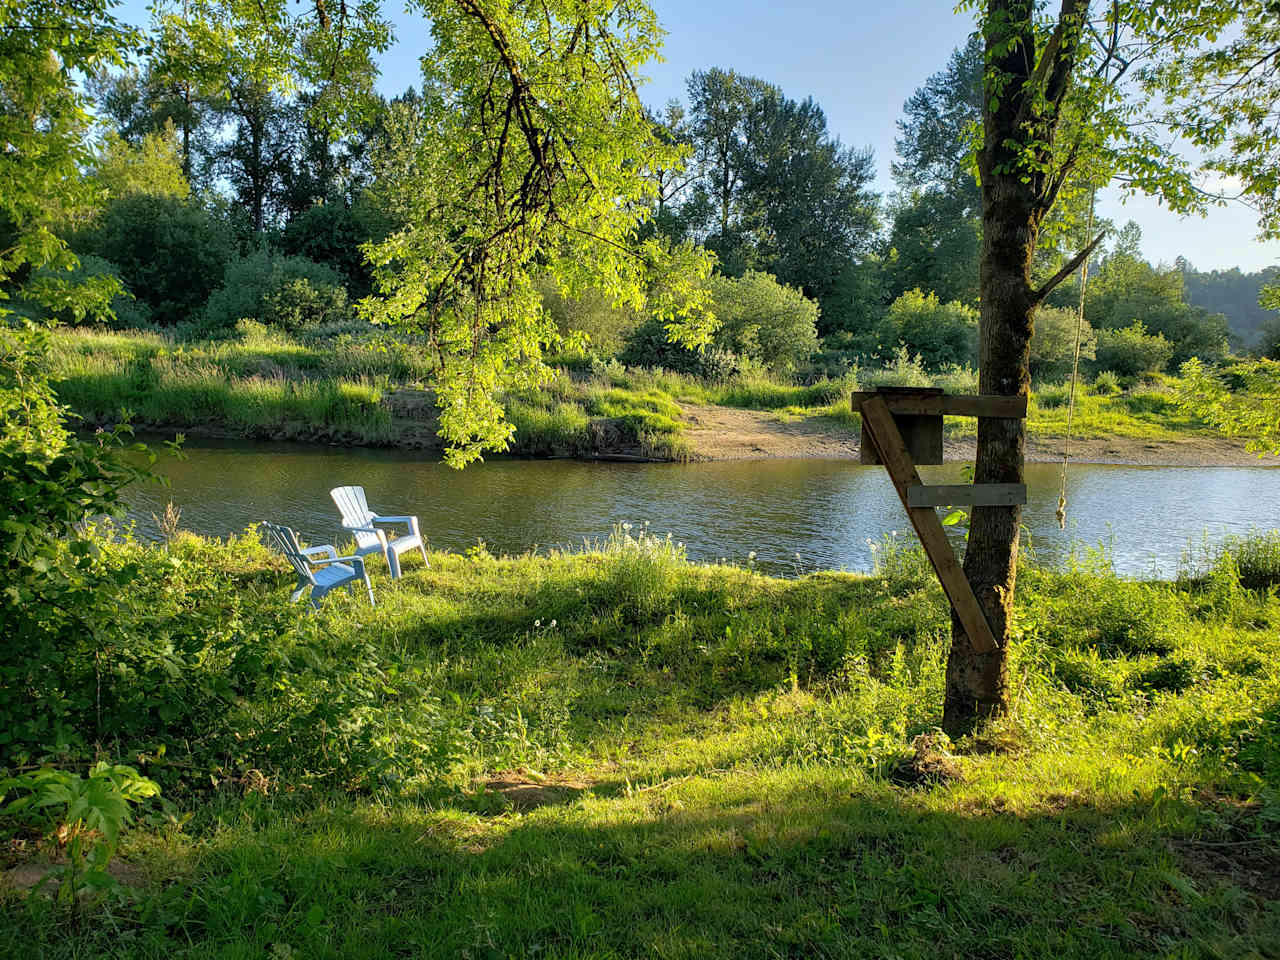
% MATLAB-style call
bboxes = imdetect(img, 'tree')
[736,92,880,306]
[707,271,819,374]
[92,126,189,201]
[1176,358,1280,454]
[685,68,778,246]
[361,0,714,466]
[882,289,978,369]
[888,34,984,306]
[1,0,136,323]
[1150,2,1280,239]
[948,0,1233,733]
[1029,304,1096,380]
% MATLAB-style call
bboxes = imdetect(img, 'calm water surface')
[123,439,1280,577]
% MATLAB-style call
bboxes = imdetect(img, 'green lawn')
[3,528,1278,957]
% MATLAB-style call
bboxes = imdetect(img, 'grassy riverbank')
[3,526,1279,957]
[47,326,1228,461]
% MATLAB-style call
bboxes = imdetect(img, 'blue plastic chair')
[262,521,375,609]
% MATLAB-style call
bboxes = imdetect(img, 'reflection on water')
[123,438,1280,577]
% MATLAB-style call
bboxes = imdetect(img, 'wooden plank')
[859,396,998,654]
[851,392,1027,419]
[906,483,1027,508]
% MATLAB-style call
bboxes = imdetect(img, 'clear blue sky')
[115,0,1279,272]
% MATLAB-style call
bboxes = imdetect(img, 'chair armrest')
[310,554,366,567]
[371,515,421,536]
[301,544,338,560]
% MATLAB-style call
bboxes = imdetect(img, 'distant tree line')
[15,18,1274,381]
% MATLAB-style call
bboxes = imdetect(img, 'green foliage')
[28,255,152,329]
[1,763,159,904]
[1182,263,1280,349]
[1176,357,1280,455]
[1094,321,1174,377]
[883,289,977,369]
[1093,369,1121,394]
[706,272,819,374]
[535,276,640,359]
[1146,1,1280,239]
[1087,253,1228,368]
[92,127,189,200]
[361,1,714,467]
[200,248,350,334]
[0,0,134,323]
[280,198,390,299]
[1030,305,1096,381]
[73,193,234,326]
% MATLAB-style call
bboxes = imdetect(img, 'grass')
[2,527,1279,957]
[48,327,1230,459]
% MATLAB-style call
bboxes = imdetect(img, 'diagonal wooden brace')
[859,395,998,654]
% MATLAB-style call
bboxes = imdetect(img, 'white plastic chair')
[262,521,375,609]
[330,485,428,579]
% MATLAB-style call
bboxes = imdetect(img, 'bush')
[1031,305,1096,380]
[883,289,977,369]
[619,318,740,378]
[72,194,235,326]
[707,271,820,374]
[199,248,351,334]
[535,276,639,357]
[1093,370,1121,394]
[1094,321,1174,377]
[280,198,390,299]
[31,255,152,329]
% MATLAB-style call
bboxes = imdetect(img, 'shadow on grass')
[7,774,1277,960]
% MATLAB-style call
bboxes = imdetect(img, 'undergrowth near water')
[2,524,1278,957]
[48,328,1228,459]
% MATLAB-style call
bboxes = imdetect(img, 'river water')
[121,439,1280,577]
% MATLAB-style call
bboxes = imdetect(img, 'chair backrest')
[330,485,380,551]
[261,521,315,585]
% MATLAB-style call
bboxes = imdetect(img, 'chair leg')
[388,550,402,579]
[419,543,429,567]
[363,572,375,607]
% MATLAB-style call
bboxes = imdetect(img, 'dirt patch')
[1172,836,1280,900]
[888,734,964,789]
[682,405,856,460]
[680,403,1280,467]
[480,772,594,812]
[2,856,148,894]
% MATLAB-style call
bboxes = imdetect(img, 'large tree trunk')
[943,0,1072,736]
[943,170,1038,735]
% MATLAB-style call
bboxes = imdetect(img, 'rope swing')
[1056,187,1097,530]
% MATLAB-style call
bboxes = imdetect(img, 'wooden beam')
[906,483,1028,508]
[859,396,998,654]
[851,392,1027,419]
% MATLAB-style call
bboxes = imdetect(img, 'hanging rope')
[1057,188,1097,530]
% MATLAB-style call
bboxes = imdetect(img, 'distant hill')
[1180,262,1279,349]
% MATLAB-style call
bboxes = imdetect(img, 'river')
[121,439,1280,577]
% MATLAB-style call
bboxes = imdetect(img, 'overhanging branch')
[1032,230,1105,303]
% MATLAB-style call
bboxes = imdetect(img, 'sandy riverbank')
[680,404,1280,467]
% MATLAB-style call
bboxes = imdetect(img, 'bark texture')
[943,0,1088,735]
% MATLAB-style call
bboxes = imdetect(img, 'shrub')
[1031,305,1096,380]
[31,255,152,329]
[280,197,390,299]
[883,289,977,369]
[1094,321,1174,377]
[707,271,820,374]
[619,318,740,378]
[72,194,234,326]
[536,276,639,358]
[199,248,351,334]
[1093,370,1121,394]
